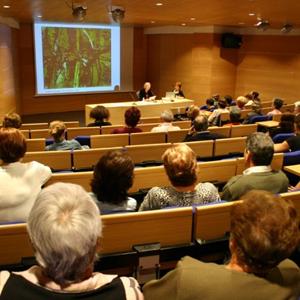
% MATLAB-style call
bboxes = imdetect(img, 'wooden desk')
[284,165,300,176]
[85,99,194,125]
[256,121,279,128]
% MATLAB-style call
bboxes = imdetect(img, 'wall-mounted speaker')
[221,33,242,49]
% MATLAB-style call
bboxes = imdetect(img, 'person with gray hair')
[151,110,180,132]
[0,183,144,300]
[183,115,224,142]
[294,101,300,116]
[222,132,289,201]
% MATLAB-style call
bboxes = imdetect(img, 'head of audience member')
[91,150,134,205]
[236,96,248,109]
[193,115,209,132]
[245,93,253,101]
[206,98,215,109]
[218,99,227,109]
[0,128,26,165]
[251,101,262,114]
[212,94,220,102]
[228,190,300,276]
[229,107,241,124]
[187,105,200,122]
[174,81,182,92]
[162,144,197,189]
[2,113,22,129]
[294,114,300,133]
[124,107,141,128]
[294,101,300,115]
[27,182,102,287]
[244,132,274,169]
[160,110,174,124]
[89,105,110,123]
[144,82,151,92]
[49,120,66,143]
[250,91,260,101]
[279,113,295,132]
[224,95,234,106]
[273,98,284,111]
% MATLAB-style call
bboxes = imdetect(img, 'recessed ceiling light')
[181,23,186,26]
[238,22,245,25]
[156,2,163,6]
[3,5,10,9]
[150,20,156,24]
[248,13,255,16]
[36,15,42,18]
[190,17,196,21]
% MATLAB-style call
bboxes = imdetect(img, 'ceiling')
[0,0,300,29]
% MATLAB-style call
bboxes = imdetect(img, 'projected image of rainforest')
[42,27,111,89]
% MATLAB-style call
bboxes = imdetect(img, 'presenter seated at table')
[112,107,142,134]
[138,82,156,101]
[173,81,185,98]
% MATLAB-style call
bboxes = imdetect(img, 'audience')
[46,120,82,151]
[2,112,22,129]
[208,99,228,126]
[0,182,143,299]
[203,98,216,112]
[90,150,137,214]
[139,144,220,211]
[138,82,155,101]
[224,107,241,126]
[151,110,180,132]
[222,132,289,201]
[269,113,295,138]
[294,101,300,116]
[236,96,248,110]
[112,107,142,134]
[0,128,51,222]
[143,190,300,299]
[243,101,262,124]
[267,98,284,116]
[274,114,300,152]
[173,81,185,98]
[184,115,224,142]
[88,105,111,127]
[224,95,235,106]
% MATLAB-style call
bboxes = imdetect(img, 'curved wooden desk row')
[0,190,298,268]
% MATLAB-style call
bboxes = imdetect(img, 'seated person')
[90,150,137,214]
[46,120,82,151]
[184,115,224,142]
[143,190,300,300]
[139,144,220,211]
[200,98,215,112]
[186,105,200,124]
[88,105,111,127]
[0,182,143,299]
[224,95,235,106]
[223,107,241,126]
[173,81,185,98]
[222,132,289,201]
[151,110,180,132]
[138,82,155,101]
[267,98,284,116]
[112,107,142,134]
[236,96,248,110]
[294,101,300,116]
[0,128,51,222]
[269,113,295,138]
[208,99,228,126]
[2,112,22,129]
[274,114,300,152]
[245,91,261,107]
[243,101,262,124]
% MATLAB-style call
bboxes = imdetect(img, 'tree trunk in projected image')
[42,27,111,90]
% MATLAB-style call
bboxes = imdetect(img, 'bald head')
[193,115,209,132]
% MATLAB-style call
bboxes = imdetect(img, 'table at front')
[284,165,300,177]
[85,99,194,125]
[256,121,279,128]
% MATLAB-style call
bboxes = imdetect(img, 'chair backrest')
[23,151,72,171]
[214,137,246,157]
[272,114,282,122]
[30,129,51,139]
[26,138,46,152]
[140,117,161,124]
[220,112,230,122]
[186,141,214,158]
[194,201,241,242]
[249,115,270,124]
[125,143,171,164]
[100,207,193,254]
[64,121,80,128]
[171,107,186,115]
[73,147,122,171]
[261,107,272,115]
[136,123,159,132]
[172,120,191,129]
[21,130,30,139]
[236,153,284,175]
[261,101,273,108]
[272,133,295,144]
[67,127,100,139]
[130,132,166,145]
[282,104,294,113]
[283,150,300,166]
[197,159,237,183]
[209,126,231,138]
[167,129,189,143]
[46,171,93,191]
[90,134,129,148]
[101,125,123,135]
[240,109,251,120]
[230,124,257,137]
[21,123,48,130]
[280,191,300,212]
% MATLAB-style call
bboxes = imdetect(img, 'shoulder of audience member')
[120,276,144,300]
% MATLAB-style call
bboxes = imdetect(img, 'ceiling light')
[181,23,186,26]
[238,22,245,25]
[3,5,10,8]
[255,20,270,31]
[150,20,156,24]
[248,13,255,16]
[190,17,196,21]
[281,23,293,33]
[156,2,163,6]
[36,15,42,18]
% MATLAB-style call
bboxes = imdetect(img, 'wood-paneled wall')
[0,24,20,120]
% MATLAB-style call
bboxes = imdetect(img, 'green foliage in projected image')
[42,27,111,89]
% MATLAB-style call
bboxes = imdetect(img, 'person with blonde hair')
[139,144,220,211]
[46,120,82,151]
[0,182,144,299]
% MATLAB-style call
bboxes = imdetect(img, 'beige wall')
[0,24,20,120]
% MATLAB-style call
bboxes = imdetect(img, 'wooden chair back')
[90,134,129,148]
[173,120,191,129]
[67,127,100,139]
[21,130,30,139]
[26,138,45,152]
[140,117,161,124]
[101,125,123,135]
[214,137,246,156]
[230,124,257,137]
[21,123,48,130]
[130,132,166,145]
[30,129,51,139]
[186,141,214,158]
[209,126,231,138]
[167,129,189,143]
[136,123,159,132]
[64,121,80,128]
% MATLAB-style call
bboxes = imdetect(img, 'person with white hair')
[294,101,300,116]
[0,183,144,300]
[151,110,181,132]
[138,82,156,101]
